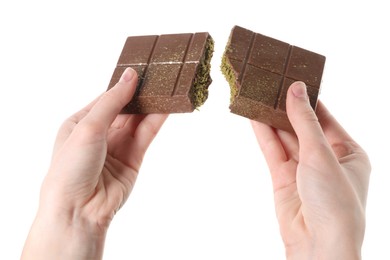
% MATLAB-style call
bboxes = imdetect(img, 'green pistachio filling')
[220,34,239,105]
[191,36,214,109]
[220,48,238,104]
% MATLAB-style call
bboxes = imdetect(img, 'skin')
[21,71,370,259]
[251,81,371,259]
[21,68,168,259]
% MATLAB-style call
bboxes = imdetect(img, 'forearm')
[21,210,107,260]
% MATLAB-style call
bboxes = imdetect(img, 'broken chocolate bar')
[108,32,214,113]
[221,26,326,131]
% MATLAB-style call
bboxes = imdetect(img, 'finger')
[81,67,138,131]
[251,120,300,192]
[132,114,169,158]
[111,114,146,137]
[69,93,104,124]
[113,114,168,172]
[317,102,371,205]
[316,101,353,142]
[274,128,299,162]
[251,120,287,171]
[316,101,364,159]
[286,81,329,152]
[110,114,144,131]
[107,114,148,171]
[53,94,104,153]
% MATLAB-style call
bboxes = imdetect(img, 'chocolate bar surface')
[221,26,326,131]
[108,32,214,113]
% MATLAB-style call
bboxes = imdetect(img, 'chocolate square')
[221,25,326,131]
[108,32,214,113]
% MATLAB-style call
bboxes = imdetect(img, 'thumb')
[286,81,326,148]
[83,67,138,130]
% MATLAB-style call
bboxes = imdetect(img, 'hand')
[22,68,168,260]
[251,82,370,259]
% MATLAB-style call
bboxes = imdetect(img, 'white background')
[1,0,388,259]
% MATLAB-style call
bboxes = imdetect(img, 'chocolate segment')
[108,32,214,113]
[221,26,325,131]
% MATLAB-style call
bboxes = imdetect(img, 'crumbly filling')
[220,49,238,104]
[191,36,214,109]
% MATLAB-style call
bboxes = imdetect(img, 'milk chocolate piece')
[108,32,214,113]
[221,26,326,131]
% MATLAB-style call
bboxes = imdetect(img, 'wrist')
[285,230,362,260]
[286,243,361,260]
[22,208,108,260]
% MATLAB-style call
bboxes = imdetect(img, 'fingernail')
[291,81,308,100]
[119,67,135,83]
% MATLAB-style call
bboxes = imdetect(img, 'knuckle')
[74,119,106,143]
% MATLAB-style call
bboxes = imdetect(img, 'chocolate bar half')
[221,26,326,131]
[108,32,214,113]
